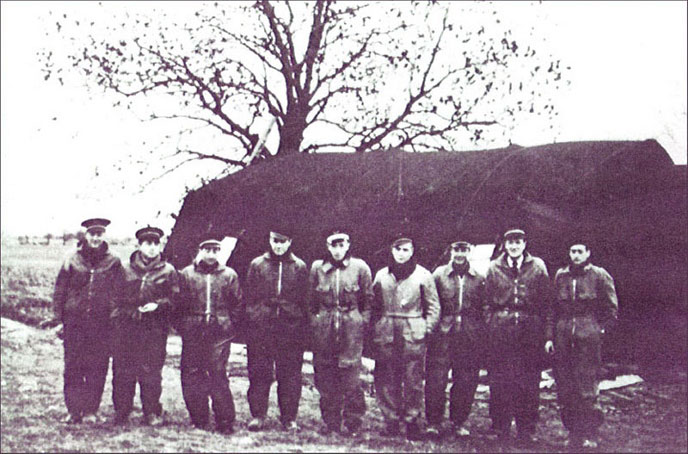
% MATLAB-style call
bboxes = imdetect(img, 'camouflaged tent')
[165,139,686,363]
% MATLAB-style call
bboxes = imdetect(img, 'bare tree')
[40,1,566,185]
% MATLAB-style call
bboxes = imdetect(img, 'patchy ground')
[1,317,686,453]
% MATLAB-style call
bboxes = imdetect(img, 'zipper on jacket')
[88,269,95,313]
[334,269,341,343]
[276,262,283,317]
[277,262,283,297]
[571,279,577,346]
[205,274,212,323]
[457,275,464,326]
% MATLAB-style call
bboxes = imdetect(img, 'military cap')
[390,230,414,248]
[81,218,110,233]
[326,231,350,245]
[450,240,473,250]
[503,228,526,240]
[269,224,293,242]
[135,226,164,242]
[199,238,222,249]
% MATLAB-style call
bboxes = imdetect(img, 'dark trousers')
[247,333,304,423]
[425,333,480,427]
[180,332,235,428]
[112,323,168,418]
[313,357,366,430]
[62,322,110,417]
[554,333,604,438]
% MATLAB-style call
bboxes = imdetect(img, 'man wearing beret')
[309,229,374,436]
[111,226,180,426]
[371,233,440,441]
[425,238,486,439]
[243,227,309,432]
[484,228,552,446]
[547,238,618,449]
[176,238,243,434]
[52,218,123,424]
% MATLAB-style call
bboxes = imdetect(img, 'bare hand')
[138,302,159,313]
[545,340,555,354]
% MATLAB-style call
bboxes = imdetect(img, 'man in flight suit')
[244,228,309,432]
[53,217,123,424]
[111,226,179,426]
[547,237,618,449]
[484,228,551,446]
[425,238,486,439]
[176,238,242,434]
[309,229,374,436]
[371,233,440,441]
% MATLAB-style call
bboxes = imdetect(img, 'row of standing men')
[52,218,618,449]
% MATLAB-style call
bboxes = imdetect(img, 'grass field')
[1,240,686,452]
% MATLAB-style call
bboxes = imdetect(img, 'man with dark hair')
[111,226,179,426]
[484,228,551,446]
[548,238,618,450]
[309,229,374,437]
[176,238,242,434]
[425,238,486,439]
[372,233,440,441]
[53,217,123,424]
[244,227,309,432]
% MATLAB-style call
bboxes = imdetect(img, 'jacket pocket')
[373,316,394,345]
[342,283,360,308]
[403,317,427,344]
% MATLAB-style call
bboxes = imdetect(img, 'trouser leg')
[209,338,235,427]
[558,335,604,439]
[246,341,274,419]
[181,335,210,426]
[402,343,426,424]
[314,356,342,429]
[449,343,480,427]
[63,324,86,417]
[513,357,541,436]
[112,327,137,418]
[140,326,167,417]
[341,363,366,430]
[82,325,110,415]
[424,335,450,426]
[488,364,514,433]
[275,342,304,423]
[375,344,403,424]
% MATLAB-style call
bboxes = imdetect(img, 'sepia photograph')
[1,1,686,452]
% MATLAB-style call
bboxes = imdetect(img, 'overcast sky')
[1,1,686,238]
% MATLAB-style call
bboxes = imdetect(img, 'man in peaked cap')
[371,231,440,441]
[175,236,243,434]
[483,227,552,446]
[548,235,618,450]
[309,227,374,436]
[425,236,486,439]
[242,226,309,432]
[53,217,123,424]
[111,225,179,427]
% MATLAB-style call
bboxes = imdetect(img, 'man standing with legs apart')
[53,218,123,424]
[309,229,374,437]
[111,226,179,426]
[244,227,309,432]
[176,238,242,434]
[484,228,551,447]
[372,233,440,441]
[425,238,486,439]
[547,237,618,450]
